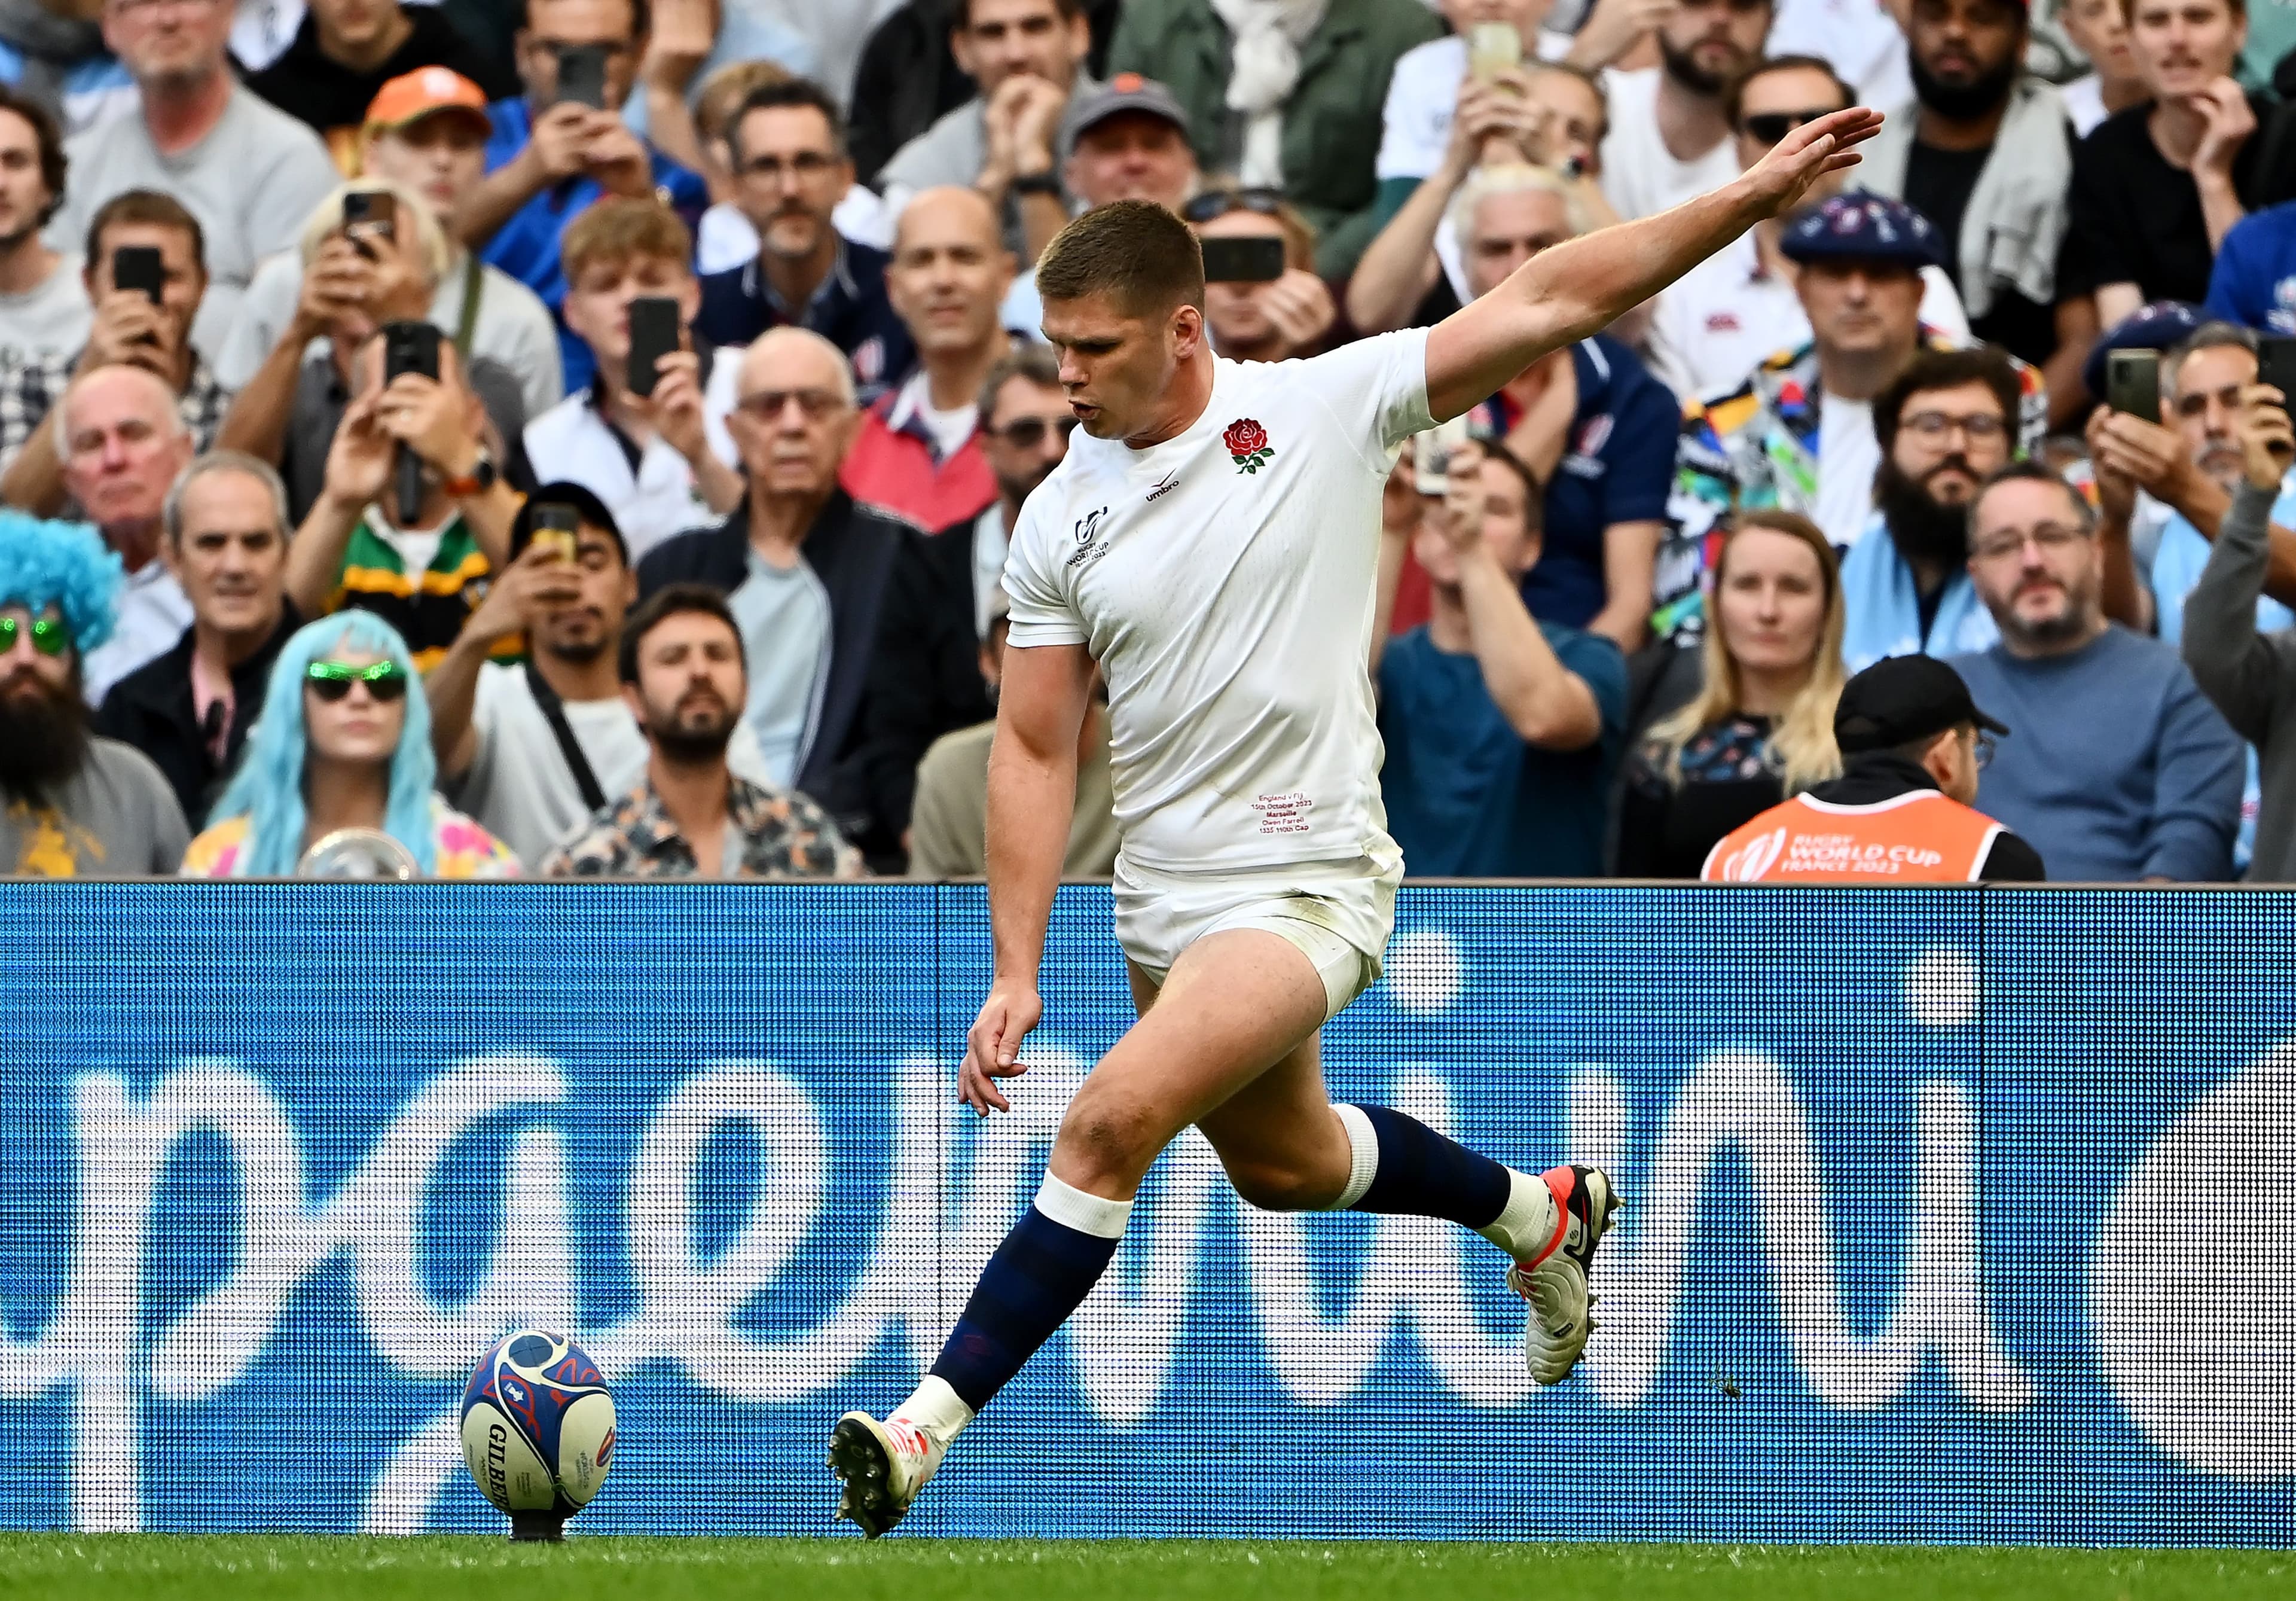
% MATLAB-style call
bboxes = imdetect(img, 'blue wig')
[0,511,123,655]
[210,612,439,875]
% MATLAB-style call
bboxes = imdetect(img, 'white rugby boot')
[828,1410,948,1536]
[1507,1164,1622,1385]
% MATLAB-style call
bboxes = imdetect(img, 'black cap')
[511,481,627,566]
[1834,654,2009,754]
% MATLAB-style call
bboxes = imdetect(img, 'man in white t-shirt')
[426,484,771,866]
[1598,0,1773,221]
[523,197,743,564]
[0,87,91,358]
[827,104,1884,1535]
[1645,54,1968,402]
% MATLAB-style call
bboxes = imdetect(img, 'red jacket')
[839,386,996,532]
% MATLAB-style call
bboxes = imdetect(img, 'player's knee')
[1222,1154,1339,1213]
[1055,1091,1162,1183]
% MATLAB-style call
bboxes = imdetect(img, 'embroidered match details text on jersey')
[1002,330,1435,873]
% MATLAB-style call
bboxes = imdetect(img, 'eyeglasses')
[1970,523,2090,563]
[991,415,1079,450]
[1901,410,2009,444]
[738,152,839,183]
[306,660,410,702]
[0,615,70,655]
[1974,732,1997,771]
[1182,188,1286,224]
[734,387,845,422]
[1739,109,1839,146]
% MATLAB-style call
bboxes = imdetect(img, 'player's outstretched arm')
[1422,107,1883,423]
[962,641,1097,1115]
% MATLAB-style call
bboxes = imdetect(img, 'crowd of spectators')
[5,0,2296,886]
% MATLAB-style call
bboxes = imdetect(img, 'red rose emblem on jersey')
[1224,417,1275,474]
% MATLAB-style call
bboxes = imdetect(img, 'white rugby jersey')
[1003,328,1434,874]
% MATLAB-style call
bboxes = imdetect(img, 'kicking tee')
[1003,329,1435,874]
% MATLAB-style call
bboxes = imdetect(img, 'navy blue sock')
[928,1176,1129,1412]
[1342,1103,1512,1229]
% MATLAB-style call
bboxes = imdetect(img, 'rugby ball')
[460,1329,616,1535]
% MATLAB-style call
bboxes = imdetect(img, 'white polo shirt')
[521,352,743,563]
[1003,330,1434,875]
[1597,68,1740,222]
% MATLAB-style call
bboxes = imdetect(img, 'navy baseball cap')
[1778,194,1946,270]
[2080,300,2205,402]
[1835,655,2009,755]
[1059,74,1192,162]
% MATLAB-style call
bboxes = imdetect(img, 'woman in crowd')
[182,612,518,877]
[1615,511,1846,877]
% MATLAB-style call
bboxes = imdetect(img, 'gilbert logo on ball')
[460,1329,616,1541]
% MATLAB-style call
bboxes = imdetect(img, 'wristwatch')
[1011,168,1062,198]
[443,449,498,498]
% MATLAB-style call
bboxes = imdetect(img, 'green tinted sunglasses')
[306,660,410,702]
[0,615,71,656]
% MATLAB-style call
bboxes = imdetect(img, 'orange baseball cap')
[365,66,493,139]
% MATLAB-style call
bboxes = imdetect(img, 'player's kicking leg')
[828,928,1618,1535]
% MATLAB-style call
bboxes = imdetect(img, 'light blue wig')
[209,612,438,876]
[0,511,123,655]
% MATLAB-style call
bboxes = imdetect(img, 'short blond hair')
[1449,163,1587,261]
[561,196,694,288]
[298,181,451,283]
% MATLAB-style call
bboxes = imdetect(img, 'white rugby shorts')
[1113,840,1404,1022]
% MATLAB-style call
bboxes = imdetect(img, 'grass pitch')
[0,1536,2285,1600]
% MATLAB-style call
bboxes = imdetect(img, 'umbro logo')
[1146,472,1178,502]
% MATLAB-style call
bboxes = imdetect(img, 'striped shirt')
[326,508,513,671]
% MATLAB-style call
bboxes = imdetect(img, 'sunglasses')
[1182,188,1285,224]
[306,660,410,702]
[1741,109,1839,145]
[0,615,71,655]
[991,415,1080,450]
[734,387,844,422]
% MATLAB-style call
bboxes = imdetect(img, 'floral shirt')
[540,774,863,879]
[181,797,521,877]
[1664,331,2046,644]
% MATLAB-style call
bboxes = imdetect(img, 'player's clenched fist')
[961,980,1043,1115]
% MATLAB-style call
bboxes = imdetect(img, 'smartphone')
[112,245,164,304]
[530,502,580,565]
[1468,20,1523,83]
[383,319,442,383]
[626,296,682,398]
[2106,348,2160,425]
[555,42,610,110]
[2259,336,2296,405]
[1199,234,1286,285]
[341,190,396,248]
[1412,414,1473,497]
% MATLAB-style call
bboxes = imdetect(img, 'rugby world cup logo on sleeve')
[1224,418,1275,474]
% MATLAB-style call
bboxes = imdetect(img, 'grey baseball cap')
[1059,73,1192,162]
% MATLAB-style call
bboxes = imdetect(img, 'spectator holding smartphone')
[426,485,774,865]
[218,69,565,424]
[0,191,229,518]
[181,611,519,876]
[458,0,707,395]
[524,197,741,562]
[50,0,338,362]
[1185,184,1334,365]
[2184,378,2296,880]
[213,182,530,525]
[283,324,524,669]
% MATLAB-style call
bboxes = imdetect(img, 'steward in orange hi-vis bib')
[1703,789,2002,882]
[1702,652,2046,885]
